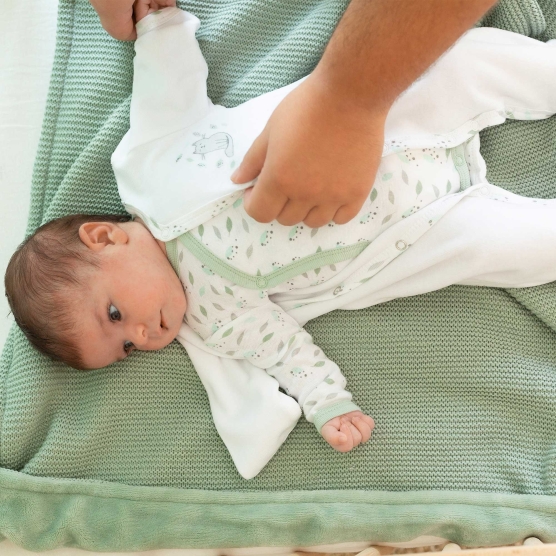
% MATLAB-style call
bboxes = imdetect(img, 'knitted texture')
[1,0,556,551]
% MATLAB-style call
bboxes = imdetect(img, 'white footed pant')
[267,182,556,327]
[340,188,556,310]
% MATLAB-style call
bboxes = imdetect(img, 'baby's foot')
[321,410,374,452]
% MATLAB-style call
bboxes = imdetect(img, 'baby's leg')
[347,190,556,307]
[451,194,556,289]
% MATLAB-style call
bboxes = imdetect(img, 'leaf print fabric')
[189,144,463,287]
[176,241,357,429]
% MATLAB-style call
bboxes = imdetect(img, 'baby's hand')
[321,410,374,453]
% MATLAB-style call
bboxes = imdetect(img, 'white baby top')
[111,7,556,471]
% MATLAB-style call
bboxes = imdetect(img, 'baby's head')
[5,214,187,370]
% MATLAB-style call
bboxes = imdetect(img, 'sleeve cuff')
[136,7,184,37]
[313,401,361,435]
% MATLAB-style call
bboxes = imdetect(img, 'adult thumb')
[99,12,137,40]
[231,128,268,184]
[89,0,136,40]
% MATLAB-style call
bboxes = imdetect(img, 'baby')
[5,7,556,455]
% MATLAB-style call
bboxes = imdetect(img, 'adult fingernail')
[231,169,240,182]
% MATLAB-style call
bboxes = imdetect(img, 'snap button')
[162,229,170,239]
[480,185,490,196]
[455,155,464,166]
[395,240,408,251]
[333,286,343,295]
[255,276,268,288]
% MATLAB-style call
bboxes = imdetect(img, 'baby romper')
[112,7,556,477]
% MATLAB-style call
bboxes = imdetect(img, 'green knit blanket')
[2,0,556,551]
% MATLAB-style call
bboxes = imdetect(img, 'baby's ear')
[78,222,128,252]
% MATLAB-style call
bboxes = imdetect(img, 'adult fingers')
[231,128,268,185]
[276,200,318,227]
[333,202,365,225]
[241,166,289,223]
[91,0,136,40]
[133,0,150,24]
[134,0,178,26]
[301,204,342,229]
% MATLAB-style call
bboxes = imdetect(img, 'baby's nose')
[132,324,150,346]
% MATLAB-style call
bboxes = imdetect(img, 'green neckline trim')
[178,233,370,289]
[166,238,180,276]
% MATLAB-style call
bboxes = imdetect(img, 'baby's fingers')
[353,415,375,443]
[322,425,347,446]
[342,420,362,447]
[322,424,352,452]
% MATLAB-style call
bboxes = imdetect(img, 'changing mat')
[2,0,556,551]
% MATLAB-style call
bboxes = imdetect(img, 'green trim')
[313,401,361,434]
[178,232,370,289]
[165,238,180,276]
[452,144,471,190]
[2,468,556,551]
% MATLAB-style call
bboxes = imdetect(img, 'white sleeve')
[128,7,213,150]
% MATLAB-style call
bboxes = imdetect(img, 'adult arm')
[231,0,498,228]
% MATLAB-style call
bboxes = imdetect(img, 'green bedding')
[2,0,556,551]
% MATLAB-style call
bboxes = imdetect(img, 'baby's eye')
[108,304,121,322]
[124,340,135,355]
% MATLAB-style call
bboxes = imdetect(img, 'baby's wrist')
[313,400,361,435]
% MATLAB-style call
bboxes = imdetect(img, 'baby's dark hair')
[4,213,131,370]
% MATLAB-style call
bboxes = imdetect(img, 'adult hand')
[89,0,176,41]
[230,0,497,228]
[231,74,388,228]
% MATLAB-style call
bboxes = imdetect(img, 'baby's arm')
[198,297,374,451]
[126,7,212,148]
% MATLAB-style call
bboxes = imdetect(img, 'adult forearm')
[313,0,498,113]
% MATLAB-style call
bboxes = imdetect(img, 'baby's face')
[76,220,187,369]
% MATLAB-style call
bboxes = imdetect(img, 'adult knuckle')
[247,207,274,224]
[303,218,325,228]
